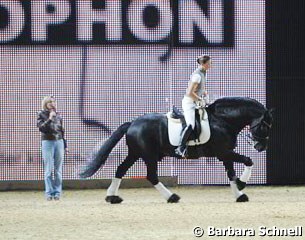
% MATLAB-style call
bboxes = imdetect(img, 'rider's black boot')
[175,125,193,157]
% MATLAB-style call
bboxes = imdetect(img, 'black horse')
[80,97,273,203]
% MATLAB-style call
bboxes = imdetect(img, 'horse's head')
[249,109,274,152]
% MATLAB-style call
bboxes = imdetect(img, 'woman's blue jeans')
[41,139,64,198]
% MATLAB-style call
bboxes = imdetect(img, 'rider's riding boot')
[175,125,193,157]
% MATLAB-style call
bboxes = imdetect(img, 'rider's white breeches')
[182,96,196,130]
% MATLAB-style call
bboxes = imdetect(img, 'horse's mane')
[207,97,266,115]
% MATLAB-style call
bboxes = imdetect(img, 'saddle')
[170,106,202,142]
[167,106,210,146]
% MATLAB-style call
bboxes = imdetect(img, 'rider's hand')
[203,95,210,105]
[196,99,205,108]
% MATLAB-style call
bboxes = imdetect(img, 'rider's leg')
[175,96,196,157]
[182,96,196,130]
[175,125,193,157]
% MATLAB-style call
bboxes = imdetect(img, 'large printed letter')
[31,0,71,41]
[128,0,172,42]
[77,0,121,41]
[0,0,24,43]
[179,0,223,44]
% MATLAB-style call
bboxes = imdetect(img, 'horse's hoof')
[167,194,180,203]
[236,178,247,191]
[105,196,123,204]
[236,194,249,202]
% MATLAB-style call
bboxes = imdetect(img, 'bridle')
[249,119,272,141]
[240,118,272,145]
[250,119,272,131]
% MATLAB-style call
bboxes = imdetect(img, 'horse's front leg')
[219,150,254,202]
[220,151,253,190]
[222,160,249,202]
[232,152,253,191]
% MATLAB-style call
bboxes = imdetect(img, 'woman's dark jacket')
[37,110,67,148]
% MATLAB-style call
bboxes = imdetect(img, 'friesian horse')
[80,97,273,203]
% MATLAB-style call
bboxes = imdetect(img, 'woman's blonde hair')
[41,95,55,110]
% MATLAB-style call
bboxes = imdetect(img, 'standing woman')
[37,96,68,200]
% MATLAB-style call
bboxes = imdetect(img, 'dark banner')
[0,0,234,46]
[266,0,305,184]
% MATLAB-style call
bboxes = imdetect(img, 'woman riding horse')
[175,55,211,157]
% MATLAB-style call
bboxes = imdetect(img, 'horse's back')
[128,113,167,130]
[125,113,169,156]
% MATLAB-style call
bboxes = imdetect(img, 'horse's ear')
[264,109,274,120]
[263,111,269,119]
[268,108,275,117]
[263,108,275,122]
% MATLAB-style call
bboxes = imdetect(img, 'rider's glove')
[203,94,210,105]
[196,98,206,108]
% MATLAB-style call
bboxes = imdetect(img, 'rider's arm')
[186,74,203,102]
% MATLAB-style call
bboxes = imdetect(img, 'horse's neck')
[213,102,265,132]
[236,109,263,131]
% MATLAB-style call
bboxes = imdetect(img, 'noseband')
[249,119,272,141]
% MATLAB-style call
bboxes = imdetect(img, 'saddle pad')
[167,109,211,147]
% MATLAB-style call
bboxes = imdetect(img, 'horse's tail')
[79,122,132,178]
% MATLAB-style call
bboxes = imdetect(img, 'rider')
[175,55,212,157]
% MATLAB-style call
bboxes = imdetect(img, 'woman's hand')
[49,111,56,120]
[65,148,70,154]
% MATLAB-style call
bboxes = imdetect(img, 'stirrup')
[175,147,187,158]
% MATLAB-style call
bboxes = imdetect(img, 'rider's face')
[202,60,212,71]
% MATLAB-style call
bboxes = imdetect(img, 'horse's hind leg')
[105,155,137,204]
[222,161,249,202]
[115,154,137,179]
[144,158,180,203]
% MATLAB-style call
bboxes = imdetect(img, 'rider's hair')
[197,55,211,65]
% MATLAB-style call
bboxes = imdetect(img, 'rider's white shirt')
[186,66,207,98]
[191,74,202,83]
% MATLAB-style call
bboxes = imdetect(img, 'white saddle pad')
[167,109,211,147]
